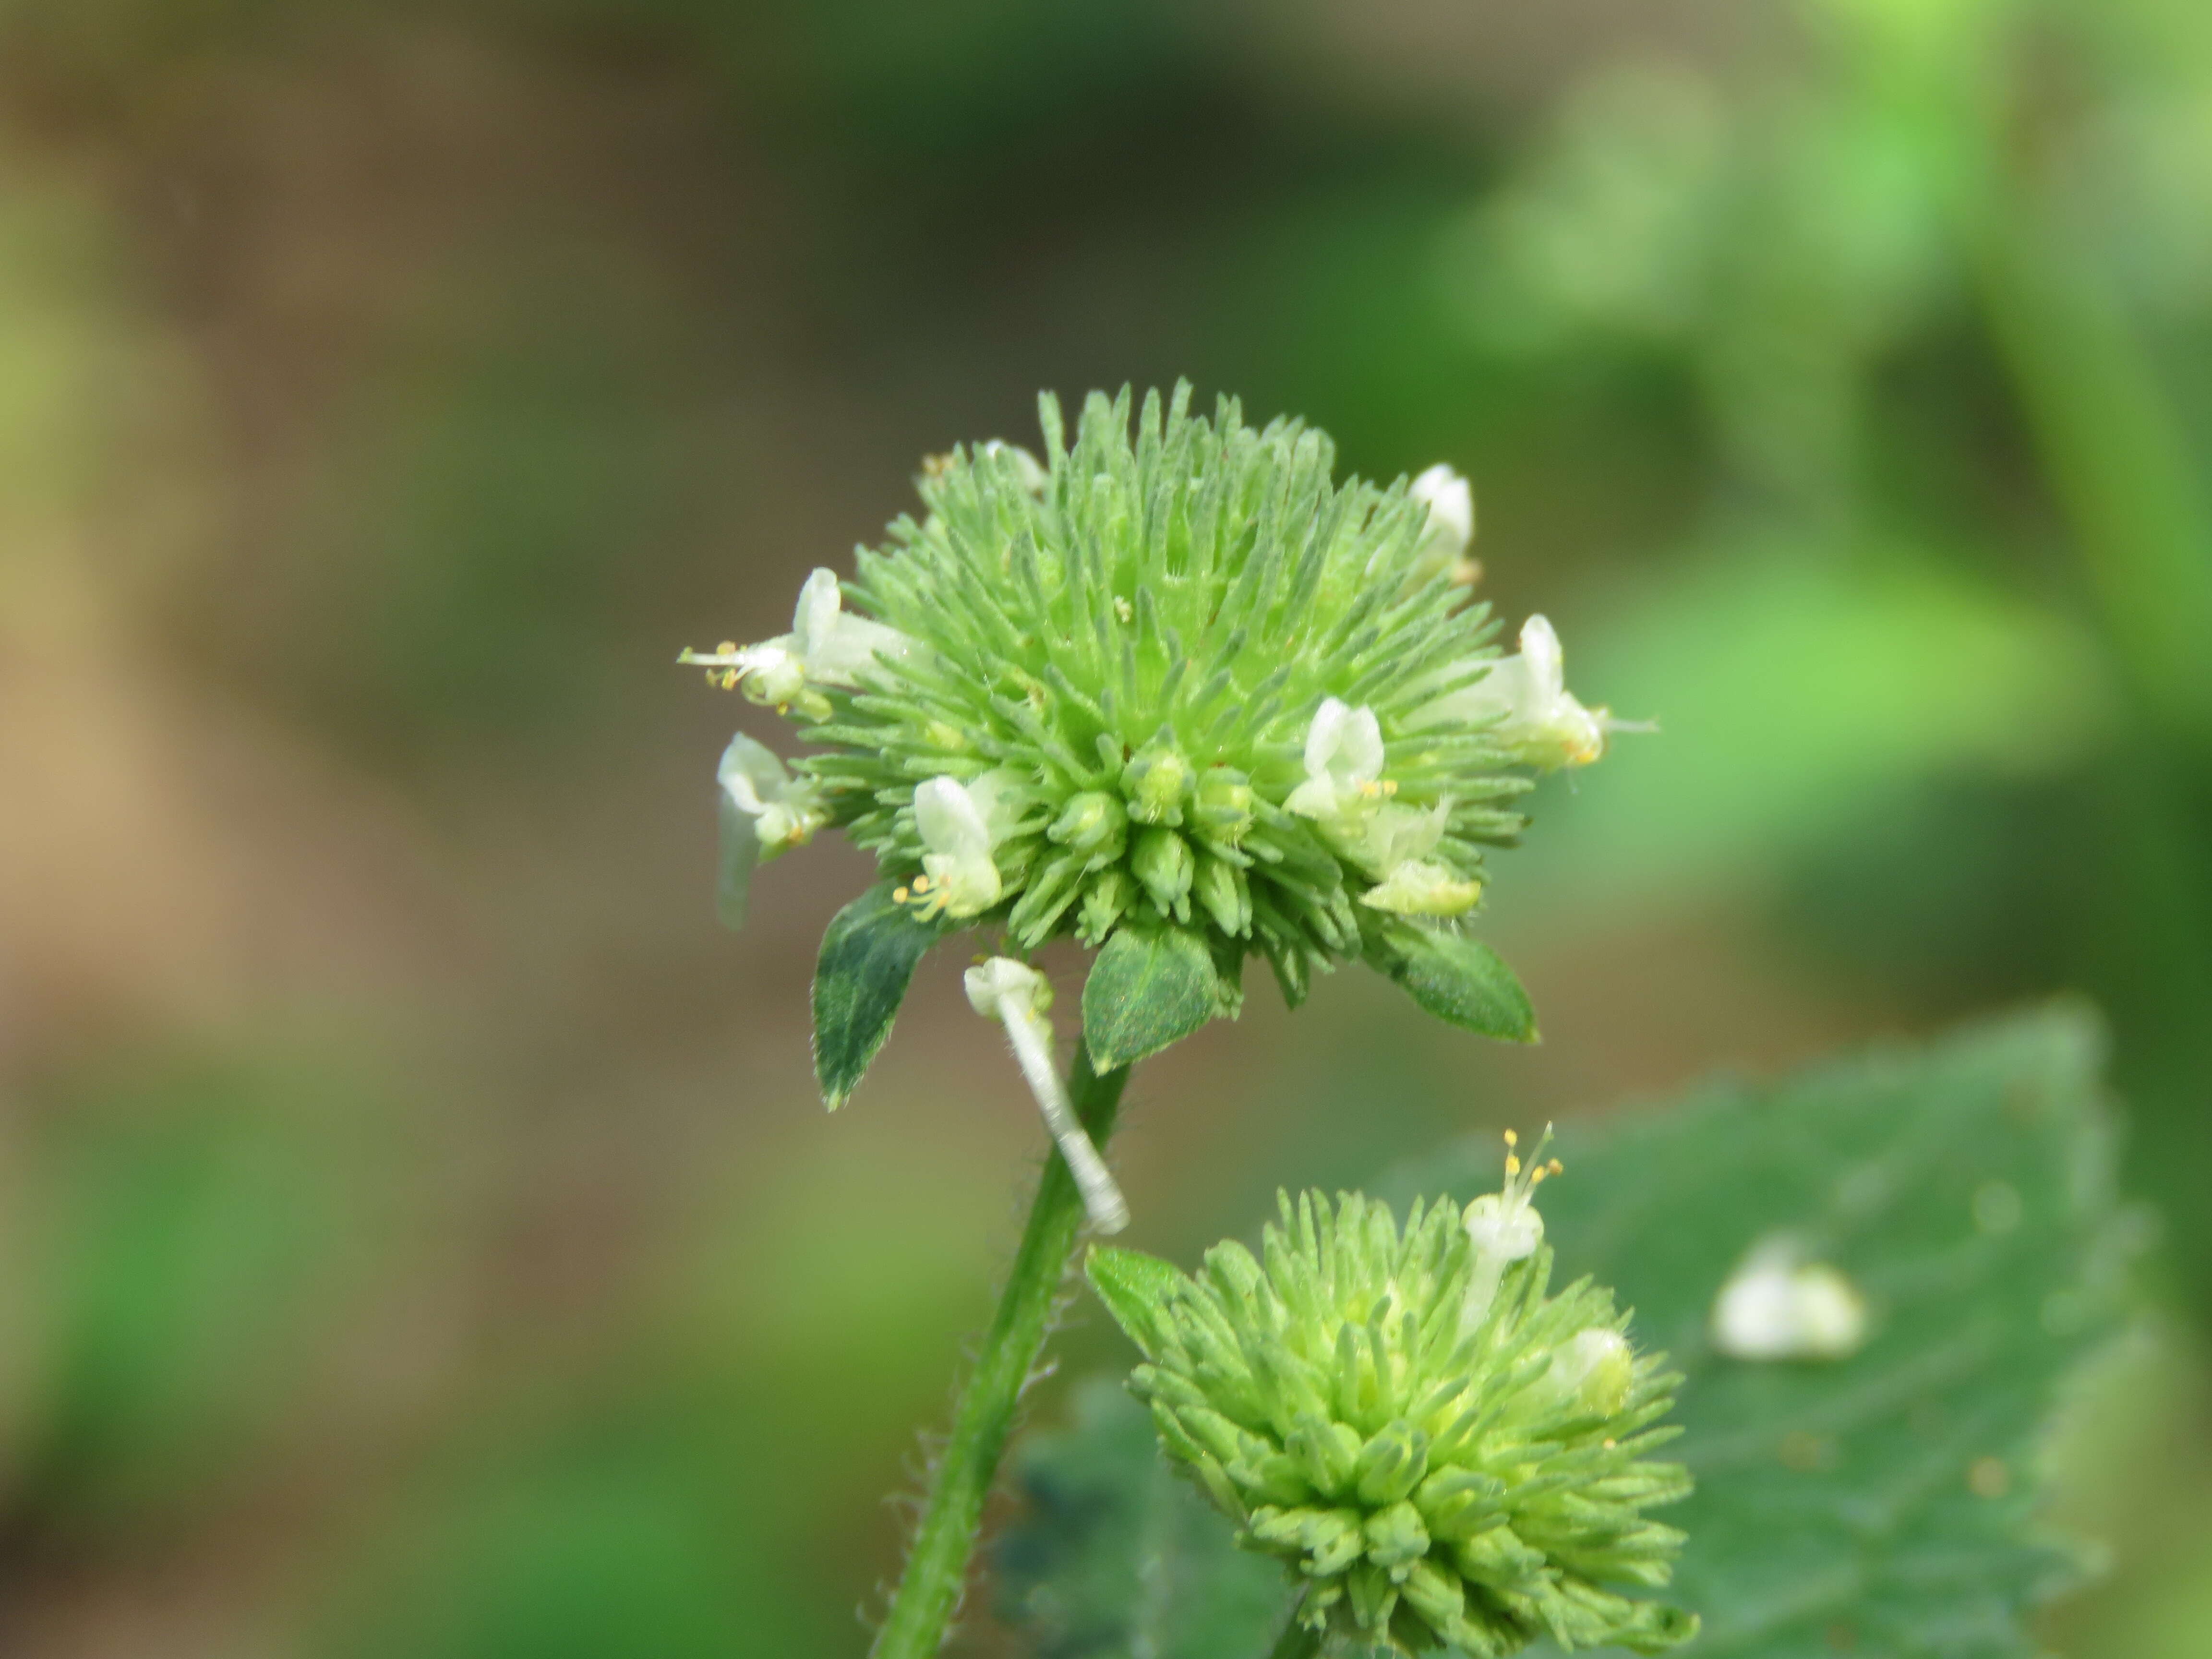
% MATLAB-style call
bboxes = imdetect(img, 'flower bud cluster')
[683,385,1630,1010]
[1089,1164,1695,1655]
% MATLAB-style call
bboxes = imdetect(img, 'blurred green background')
[1,0,2208,1653]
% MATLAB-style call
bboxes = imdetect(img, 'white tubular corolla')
[964,957,1129,1234]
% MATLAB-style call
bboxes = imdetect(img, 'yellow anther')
[1548,1158,1563,1177]
[1503,1130,1518,1147]
[1505,1154,1522,1177]
[717,640,739,654]
[1382,780,1399,795]
[893,886,911,903]
[912,874,931,891]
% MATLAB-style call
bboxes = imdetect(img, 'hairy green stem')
[870,1041,1131,1659]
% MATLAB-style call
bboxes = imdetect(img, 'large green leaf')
[997,1377,1291,1659]
[1378,1004,2130,1659]
[1000,1007,2131,1659]
[811,885,941,1110]
[1081,924,1219,1072]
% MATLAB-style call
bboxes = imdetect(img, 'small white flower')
[964,957,1128,1233]
[1284,697,1387,828]
[906,775,1004,919]
[1532,1327,1635,1417]
[1709,1236,1868,1361]
[714,733,827,927]
[1462,1127,1561,1332]
[1416,614,1635,770]
[679,568,915,721]
[979,439,1050,496]
[1408,463,1479,586]
[1285,703,1481,912]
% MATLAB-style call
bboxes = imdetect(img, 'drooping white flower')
[1408,463,1479,586]
[904,774,1004,920]
[1416,613,1635,770]
[1709,1236,1868,1361]
[1284,697,1386,828]
[679,568,915,721]
[1462,1126,1562,1332]
[714,733,828,928]
[964,956,1128,1234]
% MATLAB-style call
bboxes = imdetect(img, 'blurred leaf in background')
[0,0,2208,1654]
[1003,1007,2135,1659]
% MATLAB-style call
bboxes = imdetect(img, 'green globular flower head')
[1086,1155,1697,1656]
[686,385,1631,1103]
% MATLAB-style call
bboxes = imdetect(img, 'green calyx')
[1087,1189,1697,1657]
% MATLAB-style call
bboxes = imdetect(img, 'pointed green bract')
[811,884,941,1109]
[1085,1244,1182,1358]
[1081,924,1220,1071]
[1368,920,1538,1043]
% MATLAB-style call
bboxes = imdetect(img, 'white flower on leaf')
[1709,1236,1868,1361]
[1408,463,1479,586]
[679,568,915,721]
[1417,614,1640,770]
[963,957,1128,1233]
[714,733,828,928]
[902,774,1005,920]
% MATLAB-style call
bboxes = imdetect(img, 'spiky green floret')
[801,385,1526,1004]
[1091,1192,1696,1657]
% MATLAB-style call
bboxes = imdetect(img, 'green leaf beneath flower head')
[1366,920,1538,1043]
[1081,925,1220,1072]
[812,884,941,1110]
[1085,1244,1183,1358]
